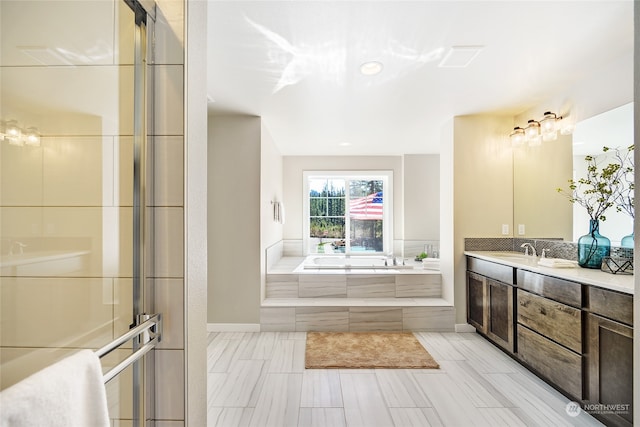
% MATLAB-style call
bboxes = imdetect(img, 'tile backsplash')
[465,237,633,263]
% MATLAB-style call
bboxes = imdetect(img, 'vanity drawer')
[588,286,633,326]
[517,269,581,307]
[517,325,582,400]
[467,257,514,285]
[517,290,582,353]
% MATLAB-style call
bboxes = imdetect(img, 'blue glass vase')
[621,232,634,248]
[578,220,610,269]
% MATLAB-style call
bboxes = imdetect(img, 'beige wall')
[439,118,455,307]
[260,123,284,301]
[282,156,404,243]
[403,154,440,241]
[208,115,262,324]
[452,115,514,324]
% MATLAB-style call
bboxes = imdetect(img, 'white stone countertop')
[465,251,635,295]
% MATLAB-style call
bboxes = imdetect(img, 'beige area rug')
[305,332,439,369]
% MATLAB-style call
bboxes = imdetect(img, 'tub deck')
[262,257,454,332]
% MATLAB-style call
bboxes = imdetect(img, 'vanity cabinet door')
[586,313,633,427]
[486,278,514,352]
[467,272,487,333]
[517,324,583,399]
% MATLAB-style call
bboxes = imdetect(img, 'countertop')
[465,251,635,295]
[0,250,90,268]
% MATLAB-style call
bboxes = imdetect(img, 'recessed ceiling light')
[360,61,383,76]
[339,142,352,147]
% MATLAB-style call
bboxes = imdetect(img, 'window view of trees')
[308,176,385,254]
[309,179,346,239]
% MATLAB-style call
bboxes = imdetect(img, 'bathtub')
[302,255,414,270]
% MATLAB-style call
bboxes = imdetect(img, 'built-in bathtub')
[302,255,414,270]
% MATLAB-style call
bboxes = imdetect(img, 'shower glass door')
[0,0,153,424]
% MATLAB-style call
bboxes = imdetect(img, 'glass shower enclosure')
[0,0,155,424]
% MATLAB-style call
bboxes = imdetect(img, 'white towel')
[538,258,577,268]
[0,349,110,427]
[279,202,285,224]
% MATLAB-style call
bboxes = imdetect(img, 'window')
[303,171,392,255]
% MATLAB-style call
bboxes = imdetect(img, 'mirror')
[512,132,573,241]
[571,102,634,244]
[513,102,634,244]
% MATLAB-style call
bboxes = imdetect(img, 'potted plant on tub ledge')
[557,146,628,269]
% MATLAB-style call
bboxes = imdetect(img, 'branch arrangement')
[557,145,634,222]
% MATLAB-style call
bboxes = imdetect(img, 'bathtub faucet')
[9,241,27,256]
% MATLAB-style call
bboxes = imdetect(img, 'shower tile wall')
[0,0,187,425]
[148,0,186,425]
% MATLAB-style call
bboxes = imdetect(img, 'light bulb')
[524,120,540,144]
[510,127,525,147]
[540,111,558,136]
[5,120,23,146]
[24,127,41,146]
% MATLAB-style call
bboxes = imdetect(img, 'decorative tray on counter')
[601,256,633,275]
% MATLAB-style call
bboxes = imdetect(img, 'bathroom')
[0,1,637,426]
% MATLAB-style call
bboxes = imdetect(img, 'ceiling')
[207,1,634,156]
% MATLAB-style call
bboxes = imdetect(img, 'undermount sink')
[484,252,536,263]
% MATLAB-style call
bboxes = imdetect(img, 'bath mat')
[305,332,439,369]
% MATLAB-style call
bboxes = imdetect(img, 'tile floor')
[207,331,603,427]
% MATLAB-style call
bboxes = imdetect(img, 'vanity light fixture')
[360,61,383,76]
[511,111,572,147]
[1,119,41,147]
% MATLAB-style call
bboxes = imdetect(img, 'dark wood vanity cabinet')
[466,258,515,353]
[515,270,583,400]
[486,278,514,351]
[467,271,487,332]
[467,255,634,424]
[585,287,634,427]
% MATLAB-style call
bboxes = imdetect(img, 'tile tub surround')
[263,257,453,332]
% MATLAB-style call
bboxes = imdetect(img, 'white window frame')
[302,170,393,256]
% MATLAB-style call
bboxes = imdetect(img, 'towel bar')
[95,313,162,384]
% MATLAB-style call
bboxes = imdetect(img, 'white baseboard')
[455,323,476,333]
[207,323,261,332]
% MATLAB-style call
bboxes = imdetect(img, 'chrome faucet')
[520,243,537,257]
[9,241,27,256]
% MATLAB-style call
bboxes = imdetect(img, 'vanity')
[465,251,633,427]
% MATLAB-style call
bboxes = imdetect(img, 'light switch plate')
[501,224,509,235]
[518,224,525,235]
